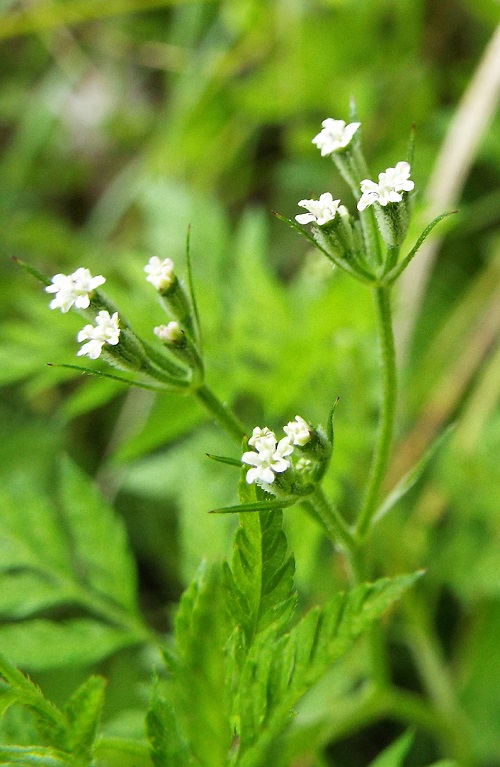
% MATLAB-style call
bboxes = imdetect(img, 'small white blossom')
[144,257,175,292]
[357,161,414,211]
[284,415,311,446]
[296,193,343,226]
[242,431,293,486]
[154,321,183,343]
[45,267,105,313]
[312,119,361,156]
[248,426,276,451]
[77,310,120,360]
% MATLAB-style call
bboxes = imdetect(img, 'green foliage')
[0,457,145,670]
[0,0,499,764]
[0,655,106,766]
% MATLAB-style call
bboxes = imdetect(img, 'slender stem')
[308,487,362,581]
[194,384,246,444]
[356,286,397,539]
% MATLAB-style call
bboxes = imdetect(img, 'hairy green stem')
[356,286,397,539]
[194,384,246,444]
[308,487,362,580]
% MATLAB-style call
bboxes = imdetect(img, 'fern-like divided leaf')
[234,572,423,766]
[160,562,233,767]
[0,654,106,766]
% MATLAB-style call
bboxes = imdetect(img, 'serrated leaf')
[0,620,139,672]
[235,573,422,764]
[63,676,106,762]
[146,681,190,767]
[0,654,66,746]
[225,509,297,646]
[170,563,232,767]
[58,457,137,612]
[0,457,143,659]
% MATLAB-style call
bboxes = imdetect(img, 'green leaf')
[0,620,139,672]
[373,424,455,527]
[146,680,191,767]
[63,676,106,763]
[47,364,165,392]
[0,457,141,642]
[0,573,68,620]
[92,738,152,767]
[0,745,72,767]
[234,573,422,764]
[169,563,232,767]
[367,731,413,767]
[385,211,457,283]
[224,507,297,647]
[58,457,138,613]
[205,453,242,468]
[0,654,66,745]
[210,498,297,514]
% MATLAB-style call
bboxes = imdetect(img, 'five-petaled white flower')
[154,321,183,343]
[77,311,120,360]
[45,268,105,313]
[144,257,175,292]
[296,193,347,226]
[284,415,311,446]
[357,161,414,211]
[312,119,361,156]
[242,429,294,485]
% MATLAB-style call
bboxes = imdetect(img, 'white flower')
[357,161,414,211]
[45,267,105,313]
[77,310,120,359]
[248,426,276,451]
[144,257,175,292]
[296,193,343,226]
[312,119,361,156]
[242,430,293,485]
[284,415,311,446]
[154,321,183,343]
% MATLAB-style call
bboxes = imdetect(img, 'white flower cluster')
[357,161,414,211]
[312,119,360,156]
[77,311,120,359]
[295,193,348,227]
[45,268,105,313]
[144,256,175,292]
[242,416,311,486]
[297,120,414,228]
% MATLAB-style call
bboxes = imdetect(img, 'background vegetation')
[0,0,499,765]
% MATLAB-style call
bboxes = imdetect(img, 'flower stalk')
[355,286,397,539]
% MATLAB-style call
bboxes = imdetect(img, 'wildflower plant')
[7,114,462,767]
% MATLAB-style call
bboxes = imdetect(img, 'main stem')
[194,384,246,444]
[356,286,397,539]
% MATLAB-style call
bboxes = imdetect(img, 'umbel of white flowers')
[241,416,311,486]
[295,118,415,254]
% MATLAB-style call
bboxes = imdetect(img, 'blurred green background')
[0,0,499,765]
